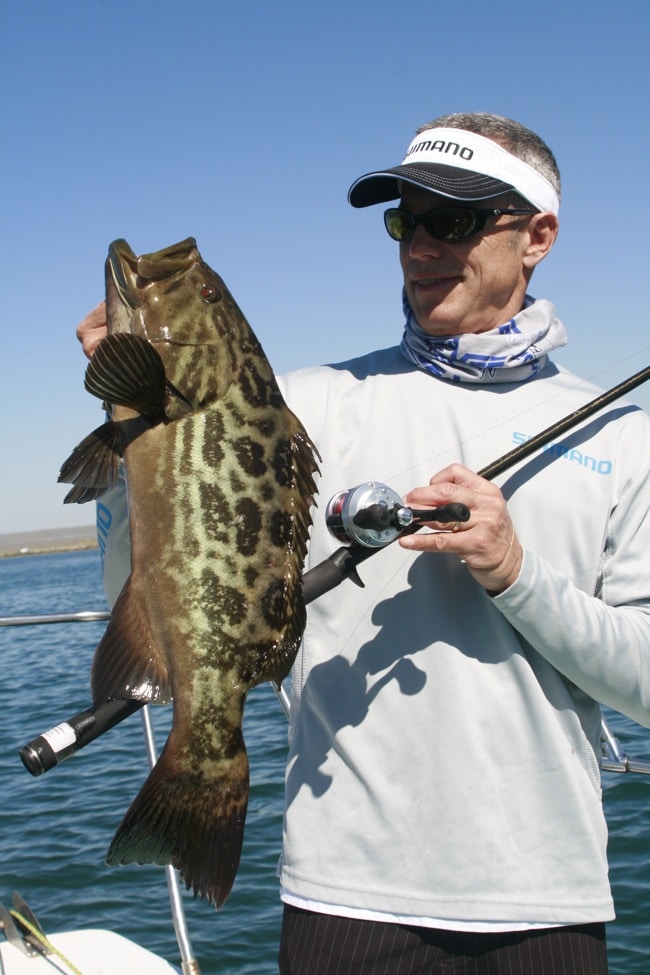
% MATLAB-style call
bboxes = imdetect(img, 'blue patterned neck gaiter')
[399,291,568,384]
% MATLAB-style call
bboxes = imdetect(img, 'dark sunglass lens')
[425,208,482,240]
[384,209,414,241]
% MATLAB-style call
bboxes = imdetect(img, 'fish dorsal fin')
[85,333,167,416]
[91,574,172,705]
[58,421,123,503]
[287,412,321,571]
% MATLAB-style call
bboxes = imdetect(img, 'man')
[78,113,650,974]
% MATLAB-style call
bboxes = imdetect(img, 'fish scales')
[58,237,319,908]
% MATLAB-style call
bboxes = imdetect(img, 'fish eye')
[201,285,221,303]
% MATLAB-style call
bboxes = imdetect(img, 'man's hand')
[399,463,523,595]
[76,301,107,359]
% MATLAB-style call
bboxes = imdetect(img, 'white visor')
[348,127,560,215]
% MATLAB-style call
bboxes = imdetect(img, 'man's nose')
[403,222,445,258]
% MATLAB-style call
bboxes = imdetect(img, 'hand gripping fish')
[58,238,319,908]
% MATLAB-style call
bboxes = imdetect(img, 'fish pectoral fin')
[58,421,123,504]
[91,575,172,704]
[106,731,249,910]
[85,333,167,417]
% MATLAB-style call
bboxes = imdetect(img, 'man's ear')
[523,212,559,270]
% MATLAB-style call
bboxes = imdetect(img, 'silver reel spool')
[325,482,410,549]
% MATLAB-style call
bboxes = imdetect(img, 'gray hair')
[417,112,561,201]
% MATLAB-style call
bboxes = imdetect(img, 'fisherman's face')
[398,185,536,337]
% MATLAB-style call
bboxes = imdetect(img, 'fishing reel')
[325,481,470,549]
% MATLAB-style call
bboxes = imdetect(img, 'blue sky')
[2,0,649,533]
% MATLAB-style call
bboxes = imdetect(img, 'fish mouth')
[107,237,200,312]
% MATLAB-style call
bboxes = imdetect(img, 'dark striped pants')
[278,905,608,974]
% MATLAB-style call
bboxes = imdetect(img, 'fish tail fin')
[106,733,249,909]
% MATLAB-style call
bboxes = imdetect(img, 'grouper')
[59,237,319,908]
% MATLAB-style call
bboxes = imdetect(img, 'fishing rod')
[15,494,467,776]
[16,361,650,776]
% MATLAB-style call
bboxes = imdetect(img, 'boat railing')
[0,609,200,975]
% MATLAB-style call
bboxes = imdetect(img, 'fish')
[58,237,319,908]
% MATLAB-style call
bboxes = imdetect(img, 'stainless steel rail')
[601,717,650,774]
[0,610,111,627]
[1,609,201,974]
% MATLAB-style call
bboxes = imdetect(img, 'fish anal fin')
[91,575,171,705]
[85,333,166,417]
[58,422,123,504]
[106,736,249,910]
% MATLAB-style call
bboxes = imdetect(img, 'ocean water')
[0,550,648,974]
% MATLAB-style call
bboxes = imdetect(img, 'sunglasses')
[384,206,537,243]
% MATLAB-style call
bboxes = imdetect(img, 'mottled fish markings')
[59,237,319,908]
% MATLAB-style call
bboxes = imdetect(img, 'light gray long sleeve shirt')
[275,309,650,926]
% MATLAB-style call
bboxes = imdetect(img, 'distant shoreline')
[0,526,99,559]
